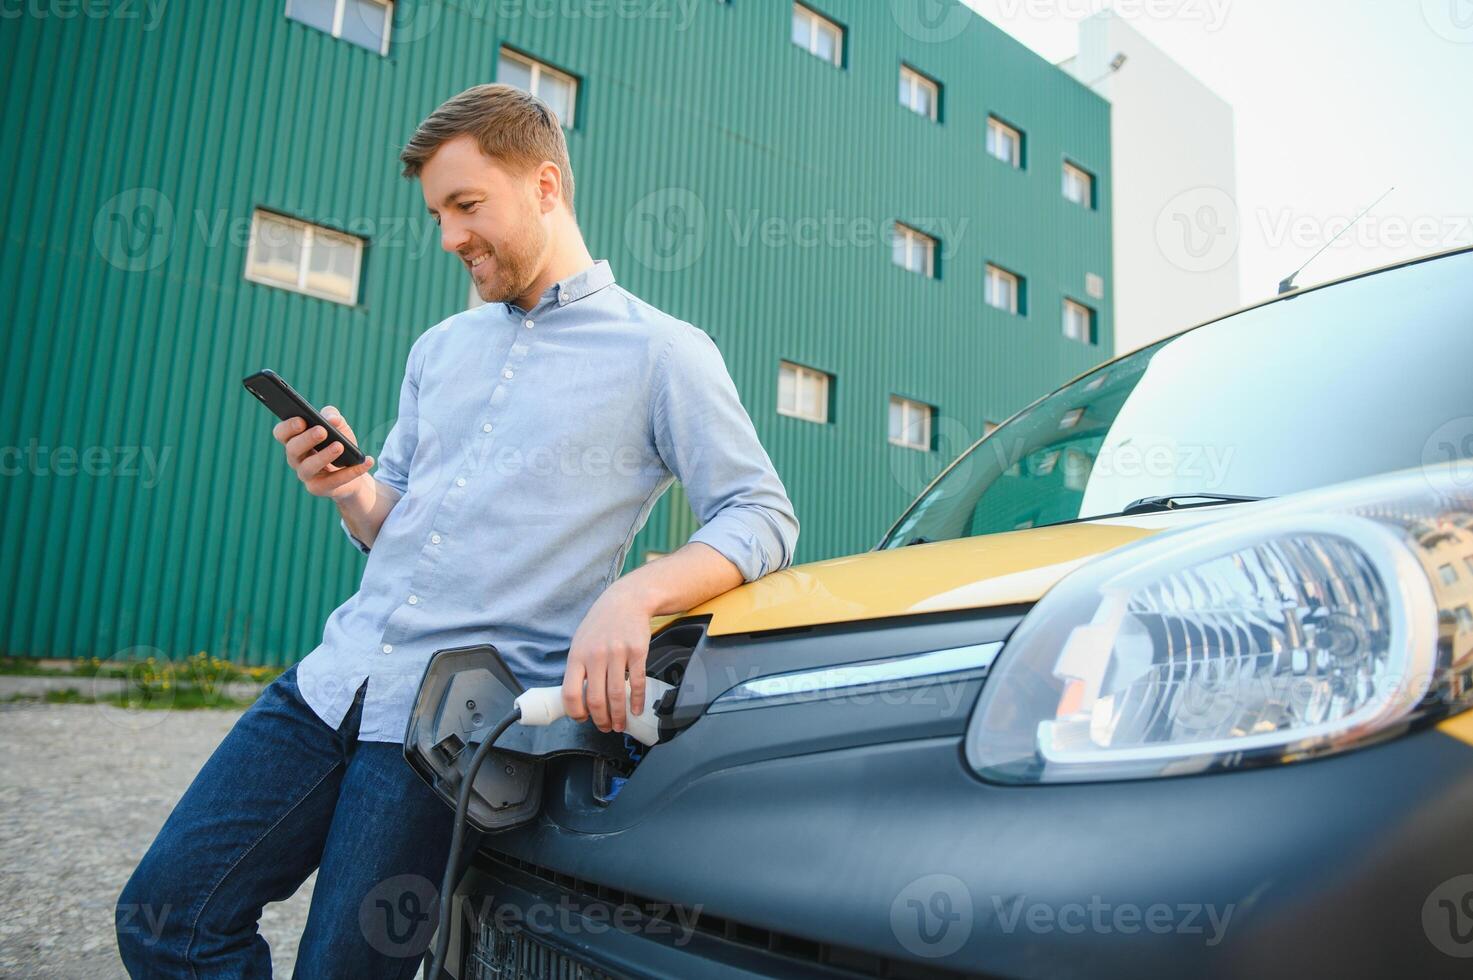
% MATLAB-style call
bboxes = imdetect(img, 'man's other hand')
[562,581,654,733]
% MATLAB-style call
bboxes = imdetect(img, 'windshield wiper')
[1121,493,1266,515]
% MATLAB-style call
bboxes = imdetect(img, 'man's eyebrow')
[426,187,481,214]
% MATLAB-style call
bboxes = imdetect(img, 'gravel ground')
[0,698,315,978]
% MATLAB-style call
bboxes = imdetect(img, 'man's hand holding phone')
[274,409,375,499]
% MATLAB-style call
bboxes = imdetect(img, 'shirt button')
[482,423,493,433]
[408,595,419,605]
[524,319,534,329]
[381,644,393,654]
[431,533,442,544]
[503,369,513,380]
[455,477,467,488]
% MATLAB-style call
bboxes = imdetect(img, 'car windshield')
[880,248,1473,549]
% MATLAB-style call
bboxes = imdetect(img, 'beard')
[468,212,548,306]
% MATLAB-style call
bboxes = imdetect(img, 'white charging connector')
[514,676,675,747]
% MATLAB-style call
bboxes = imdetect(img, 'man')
[117,83,798,977]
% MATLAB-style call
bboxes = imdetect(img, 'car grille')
[467,910,617,980]
[480,852,978,980]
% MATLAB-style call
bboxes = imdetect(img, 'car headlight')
[966,466,1473,784]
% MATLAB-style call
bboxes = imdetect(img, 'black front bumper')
[451,719,1473,979]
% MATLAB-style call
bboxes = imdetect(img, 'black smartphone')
[242,369,367,468]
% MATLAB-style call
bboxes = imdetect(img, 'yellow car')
[409,245,1473,978]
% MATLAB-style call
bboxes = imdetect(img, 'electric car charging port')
[585,619,706,803]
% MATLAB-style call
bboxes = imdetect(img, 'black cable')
[427,705,522,979]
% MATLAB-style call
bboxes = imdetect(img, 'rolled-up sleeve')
[652,325,799,581]
[340,343,421,554]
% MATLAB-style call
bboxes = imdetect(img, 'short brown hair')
[399,83,575,212]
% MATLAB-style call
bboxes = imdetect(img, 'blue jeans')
[116,665,462,979]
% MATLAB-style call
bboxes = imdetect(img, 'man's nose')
[441,222,469,254]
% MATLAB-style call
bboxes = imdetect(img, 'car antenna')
[1277,186,1395,295]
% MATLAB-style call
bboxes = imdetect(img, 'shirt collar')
[506,260,616,318]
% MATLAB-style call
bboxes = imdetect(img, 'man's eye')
[459,201,478,213]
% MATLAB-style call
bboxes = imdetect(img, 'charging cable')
[427,705,522,979]
[425,677,674,977]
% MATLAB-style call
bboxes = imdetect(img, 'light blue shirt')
[295,261,798,742]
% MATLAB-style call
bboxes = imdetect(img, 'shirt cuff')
[689,511,781,583]
[340,516,372,555]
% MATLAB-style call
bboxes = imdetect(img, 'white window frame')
[888,395,933,451]
[285,0,392,56]
[899,64,940,120]
[1063,161,1094,208]
[497,48,579,128]
[892,223,937,278]
[985,264,1021,315]
[245,210,364,307]
[1063,298,1095,344]
[777,361,831,424]
[792,3,843,67]
[986,116,1023,168]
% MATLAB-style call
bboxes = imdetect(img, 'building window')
[1440,563,1460,585]
[792,3,843,67]
[1063,298,1096,344]
[1063,161,1095,208]
[497,48,578,128]
[1063,449,1092,491]
[899,65,940,120]
[888,396,933,451]
[778,361,831,424]
[285,0,392,55]
[985,264,1022,314]
[245,210,363,306]
[1059,407,1085,430]
[891,223,937,278]
[986,116,1023,168]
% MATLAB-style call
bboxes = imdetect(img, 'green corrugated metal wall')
[0,0,1112,664]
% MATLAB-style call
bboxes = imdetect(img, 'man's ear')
[535,160,565,215]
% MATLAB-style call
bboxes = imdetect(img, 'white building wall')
[1066,12,1241,356]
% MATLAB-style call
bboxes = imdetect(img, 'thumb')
[322,405,356,441]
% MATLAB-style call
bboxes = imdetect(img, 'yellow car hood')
[675,509,1232,637]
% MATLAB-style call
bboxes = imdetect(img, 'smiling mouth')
[465,250,491,273]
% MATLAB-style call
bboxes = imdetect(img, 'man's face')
[421,133,551,305]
